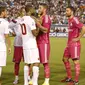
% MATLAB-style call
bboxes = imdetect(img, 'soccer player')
[20,5,40,85]
[9,8,25,84]
[37,3,51,85]
[61,6,85,85]
[0,6,11,78]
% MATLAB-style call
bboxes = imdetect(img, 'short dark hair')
[0,6,6,15]
[67,6,75,13]
[39,3,48,9]
[25,4,33,13]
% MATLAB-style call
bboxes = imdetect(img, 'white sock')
[28,76,30,81]
[32,66,39,85]
[24,66,29,85]
[44,78,49,84]
[15,76,19,80]
[0,67,2,77]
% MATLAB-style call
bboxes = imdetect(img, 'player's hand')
[72,37,80,42]
[8,47,11,54]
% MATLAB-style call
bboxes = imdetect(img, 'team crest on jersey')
[70,23,73,26]
[32,22,34,26]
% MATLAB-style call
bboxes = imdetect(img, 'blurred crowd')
[0,0,85,24]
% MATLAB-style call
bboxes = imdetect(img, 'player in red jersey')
[37,3,51,85]
[61,6,85,85]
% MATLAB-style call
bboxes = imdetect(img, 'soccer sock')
[74,63,80,82]
[32,66,39,85]
[15,76,19,81]
[44,78,49,84]
[24,65,29,85]
[0,67,2,77]
[14,63,20,76]
[43,63,50,83]
[64,61,72,78]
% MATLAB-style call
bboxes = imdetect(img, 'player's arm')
[36,22,48,33]
[9,22,16,36]
[5,34,11,54]
[5,22,11,54]
[32,16,48,33]
[31,16,40,35]
[73,26,85,42]
[30,19,39,37]
[32,29,39,37]
[12,32,16,36]
[9,29,16,36]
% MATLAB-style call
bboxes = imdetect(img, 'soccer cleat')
[13,79,19,84]
[28,80,33,85]
[61,77,73,82]
[73,81,79,85]
[42,82,49,85]
[67,80,79,85]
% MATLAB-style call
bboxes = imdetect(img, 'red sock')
[64,61,72,78]
[43,63,50,78]
[74,63,80,82]
[14,63,20,75]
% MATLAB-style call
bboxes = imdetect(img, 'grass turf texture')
[1,37,85,85]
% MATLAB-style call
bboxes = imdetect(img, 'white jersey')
[20,16,37,49]
[0,18,9,51]
[9,17,23,47]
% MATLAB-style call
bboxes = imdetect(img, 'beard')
[66,14,71,18]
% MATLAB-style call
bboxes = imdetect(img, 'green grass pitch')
[1,37,85,85]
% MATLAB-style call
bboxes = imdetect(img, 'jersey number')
[20,24,26,35]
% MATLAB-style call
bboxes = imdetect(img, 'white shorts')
[0,51,7,66]
[23,48,40,64]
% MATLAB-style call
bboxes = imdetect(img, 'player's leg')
[23,49,30,85]
[28,64,32,81]
[0,67,2,77]
[73,59,80,85]
[29,48,40,85]
[61,47,72,82]
[24,64,29,85]
[43,63,50,85]
[39,44,50,85]
[71,45,81,85]
[31,63,39,85]
[13,63,20,84]
[0,51,7,78]
[13,47,23,84]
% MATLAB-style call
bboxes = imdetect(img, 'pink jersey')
[68,17,83,45]
[37,15,51,44]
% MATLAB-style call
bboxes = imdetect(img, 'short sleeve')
[29,18,36,30]
[4,21,9,34]
[73,17,83,29]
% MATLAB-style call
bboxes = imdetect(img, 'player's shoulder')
[42,14,51,23]
[23,16,35,22]
[73,17,79,24]
[0,18,8,22]
[28,16,35,22]
[0,18,9,25]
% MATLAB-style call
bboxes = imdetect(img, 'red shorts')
[38,43,50,64]
[13,46,23,63]
[63,43,81,60]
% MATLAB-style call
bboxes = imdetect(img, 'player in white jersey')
[9,8,25,84]
[0,6,11,78]
[20,5,40,85]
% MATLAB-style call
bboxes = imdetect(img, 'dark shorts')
[13,46,23,63]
